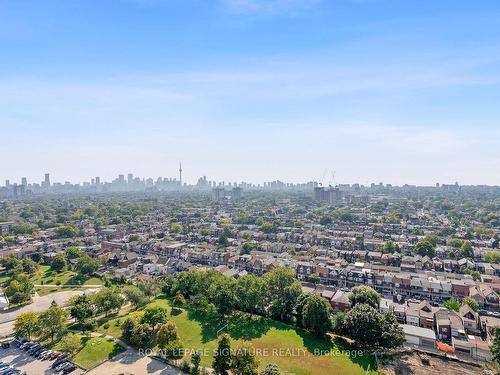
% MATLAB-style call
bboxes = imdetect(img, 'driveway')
[87,348,185,375]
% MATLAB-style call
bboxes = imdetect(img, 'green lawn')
[0,271,9,284]
[32,266,103,295]
[97,296,377,375]
[53,333,125,370]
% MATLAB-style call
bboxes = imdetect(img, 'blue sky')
[1,0,499,186]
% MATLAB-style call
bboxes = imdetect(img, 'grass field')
[97,296,377,375]
[0,270,9,284]
[31,265,103,295]
[53,333,125,370]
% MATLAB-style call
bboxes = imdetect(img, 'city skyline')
[0,170,488,189]
[1,0,500,185]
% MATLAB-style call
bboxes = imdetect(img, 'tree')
[444,298,460,312]
[75,255,99,276]
[302,294,332,337]
[191,351,201,375]
[157,321,179,348]
[81,318,98,336]
[55,224,80,238]
[130,323,155,348]
[379,311,405,349]
[349,286,380,309]
[295,293,313,326]
[484,252,500,264]
[93,288,124,317]
[491,327,500,365]
[414,239,435,257]
[331,312,346,336]
[123,285,148,309]
[69,295,94,324]
[213,334,232,375]
[173,291,186,306]
[5,273,34,304]
[38,306,69,343]
[260,363,281,375]
[22,258,39,275]
[163,339,184,360]
[0,255,23,275]
[51,254,67,272]
[65,246,82,259]
[121,317,137,343]
[343,304,403,349]
[462,297,479,312]
[231,345,259,375]
[59,333,81,354]
[382,240,399,254]
[209,278,237,317]
[235,275,265,315]
[14,312,39,340]
[141,306,168,331]
[264,267,302,322]
[308,273,320,284]
[460,241,474,259]
[448,238,463,248]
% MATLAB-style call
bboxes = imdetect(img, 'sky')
[1,0,499,186]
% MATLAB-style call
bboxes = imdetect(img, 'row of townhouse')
[297,261,500,308]
[330,249,500,276]
[308,286,495,360]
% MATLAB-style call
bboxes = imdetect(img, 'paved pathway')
[87,348,185,375]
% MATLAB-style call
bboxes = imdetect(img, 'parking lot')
[0,341,81,375]
[0,345,56,375]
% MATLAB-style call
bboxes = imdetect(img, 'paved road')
[87,349,185,375]
[0,288,100,324]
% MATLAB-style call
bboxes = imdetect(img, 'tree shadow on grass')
[327,335,378,373]
[225,312,275,341]
[108,341,126,359]
[186,309,274,343]
[66,274,89,286]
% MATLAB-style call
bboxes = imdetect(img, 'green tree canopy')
[349,286,380,309]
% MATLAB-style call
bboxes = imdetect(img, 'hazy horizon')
[1,0,500,185]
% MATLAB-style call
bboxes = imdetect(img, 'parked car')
[24,342,38,351]
[19,342,32,350]
[39,350,52,360]
[0,363,9,369]
[50,351,62,360]
[52,353,70,367]
[1,342,11,349]
[32,348,45,357]
[0,367,14,375]
[63,365,76,374]
[55,362,71,372]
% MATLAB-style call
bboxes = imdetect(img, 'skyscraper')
[43,173,51,188]
[21,177,27,186]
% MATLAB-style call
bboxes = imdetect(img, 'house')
[0,288,9,310]
[401,324,436,348]
[0,222,15,236]
[435,309,464,342]
[405,300,436,329]
[459,304,480,335]
[330,290,351,312]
